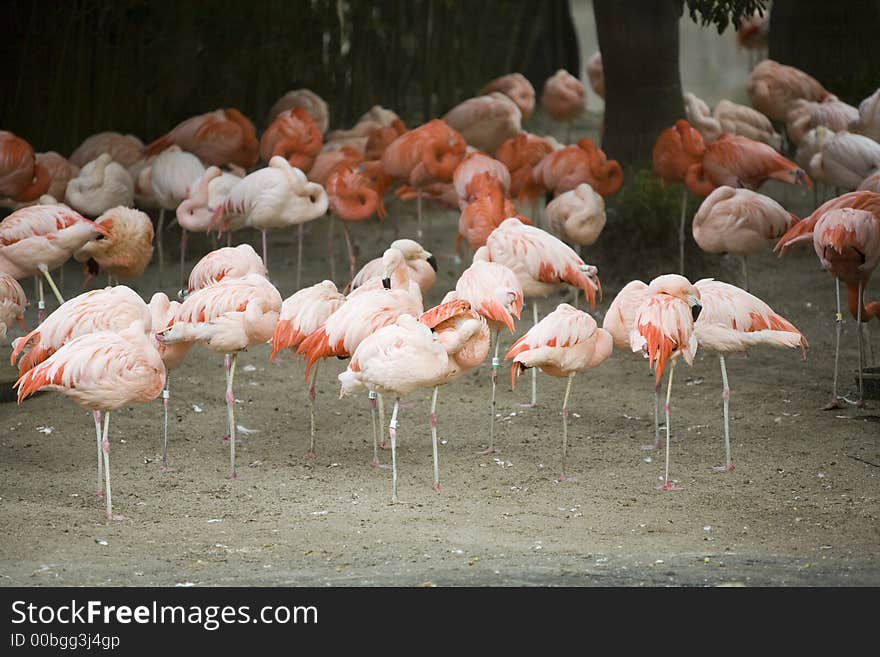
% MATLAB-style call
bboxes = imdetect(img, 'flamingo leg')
[416,189,423,240]
[559,373,576,482]
[36,276,45,322]
[483,331,501,455]
[261,230,268,273]
[378,393,387,449]
[226,352,238,479]
[530,301,538,406]
[38,264,64,306]
[643,378,663,451]
[678,187,687,275]
[307,362,319,459]
[389,398,400,504]
[856,283,865,407]
[328,216,337,283]
[430,386,441,492]
[341,219,357,282]
[824,278,844,410]
[157,208,165,287]
[712,355,734,473]
[93,410,104,497]
[369,390,384,468]
[657,364,682,491]
[297,223,304,290]
[101,410,126,520]
[573,245,581,308]
[179,229,188,292]
[160,379,174,472]
[741,256,749,293]
[226,232,231,247]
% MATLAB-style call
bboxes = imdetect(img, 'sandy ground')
[1,165,879,588]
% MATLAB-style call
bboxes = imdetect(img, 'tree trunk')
[769,0,880,106]
[594,0,685,168]
[517,0,582,95]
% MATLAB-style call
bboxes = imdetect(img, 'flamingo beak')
[382,277,392,289]
[691,301,703,322]
[427,254,438,272]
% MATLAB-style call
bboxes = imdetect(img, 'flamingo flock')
[1,57,879,522]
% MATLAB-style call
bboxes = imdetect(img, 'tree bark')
[769,0,880,106]
[594,0,685,168]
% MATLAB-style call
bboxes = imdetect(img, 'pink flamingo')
[260,107,324,172]
[684,93,782,150]
[0,202,108,318]
[0,272,27,340]
[533,137,623,198]
[269,280,346,459]
[629,274,703,491]
[338,313,450,503]
[155,273,282,479]
[785,97,859,146]
[585,52,604,99]
[15,322,165,520]
[73,206,155,286]
[540,69,586,141]
[186,243,266,294]
[692,186,799,289]
[747,59,830,123]
[852,88,880,142]
[694,278,807,472]
[452,152,512,209]
[444,247,523,453]
[64,154,134,217]
[34,152,79,205]
[267,89,329,133]
[210,156,328,276]
[505,303,613,481]
[69,132,145,170]
[480,73,536,121]
[442,92,522,154]
[809,131,880,192]
[348,239,437,296]
[483,217,601,406]
[145,108,259,170]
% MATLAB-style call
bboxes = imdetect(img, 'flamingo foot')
[517,401,537,408]
[479,446,499,455]
[822,397,844,410]
[656,480,683,492]
[370,458,391,470]
[641,440,662,452]
[226,471,239,481]
[221,435,242,446]
[306,452,317,460]
[106,513,128,521]
[557,473,578,483]
[432,483,442,493]
[712,463,734,473]
[159,465,176,473]
[379,441,388,450]
[95,490,104,498]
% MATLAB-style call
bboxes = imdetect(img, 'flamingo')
[457,172,524,257]
[483,217,601,406]
[64,154,134,218]
[452,152,512,209]
[210,156,328,275]
[15,323,165,520]
[747,59,831,123]
[145,108,259,169]
[309,147,365,187]
[852,88,880,142]
[267,89,329,133]
[155,273,282,479]
[297,267,423,467]
[684,133,812,197]
[735,10,769,63]
[175,165,243,287]
[628,274,703,491]
[148,147,206,283]
[444,247,523,453]
[809,131,880,192]
[540,69,586,141]
[363,119,408,161]
[0,131,50,203]
[495,132,556,217]
[326,106,401,146]
[338,313,449,502]
[795,126,835,204]
[480,73,536,122]
[186,243,266,294]
[585,52,604,99]
[348,239,437,296]
[380,119,467,239]
[442,92,522,154]
[0,272,26,341]
[544,182,605,307]
[416,300,490,491]
[260,107,324,172]
[505,303,613,481]
[859,171,880,193]
[35,152,79,206]
[0,203,108,318]
[269,280,346,459]
[691,186,799,289]
[785,97,859,146]
[533,137,623,198]
[652,119,706,273]
[694,279,807,472]
[685,93,783,150]
[69,132,145,169]
[73,206,155,286]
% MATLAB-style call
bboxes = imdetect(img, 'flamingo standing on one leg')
[14,323,166,520]
[347,239,437,296]
[269,280,346,459]
[185,243,266,295]
[540,69,586,143]
[0,203,108,319]
[64,154,134,218]
[73,206,154,287]
[155,273,282,479]
[443,248,523,454]
[505,303,613,481]
[693,278,808,472]
[629,274,703,491]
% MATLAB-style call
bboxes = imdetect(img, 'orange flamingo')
[533,137,623,198]
[326,164,386,281]
[0,131,50,203]
[505,303,613,481]
[145,108,259,169]
[270,280,346,459]
[156,274,282,479]
[457,172,523,256]
[73,206,155,286]
[260,107,323,173]
[34,152,79,206]
[15,323,165,520]
[495,132,556,213]
[692,186,798,289]
[380,119,466,239]
[364,119,407,161]
[480,73,536,122]
[267,89,329,133]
